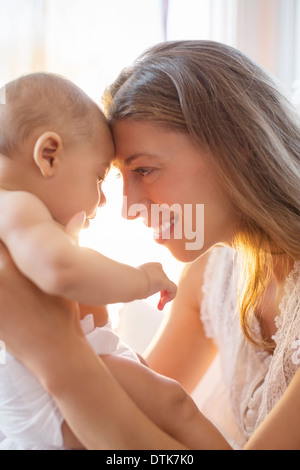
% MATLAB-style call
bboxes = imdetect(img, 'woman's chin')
[161,240,204,263]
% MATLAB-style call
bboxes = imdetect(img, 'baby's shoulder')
[0,189,51,235]
[0,188,39,205]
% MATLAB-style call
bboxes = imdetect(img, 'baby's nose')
[98,190,106,208]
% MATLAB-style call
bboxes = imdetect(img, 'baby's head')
[0,73,114,225]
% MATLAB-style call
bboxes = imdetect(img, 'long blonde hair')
[103,40,300,349]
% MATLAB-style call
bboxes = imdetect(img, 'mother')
[1,40,300,449]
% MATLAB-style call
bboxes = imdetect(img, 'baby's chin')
[83,218,91,229]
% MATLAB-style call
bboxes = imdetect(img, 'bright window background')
[1,0,300,334]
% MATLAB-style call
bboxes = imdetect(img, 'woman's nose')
[121,195,140,220]
[121,191,148,221]
[121,178,150,220]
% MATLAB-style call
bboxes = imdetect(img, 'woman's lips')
[153,218,175,240]
[142,215,179,241]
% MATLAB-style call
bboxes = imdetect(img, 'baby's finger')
[157,290,172,311]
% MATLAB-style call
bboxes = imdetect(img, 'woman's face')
[113,120,239,262]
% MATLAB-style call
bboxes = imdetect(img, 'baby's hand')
[139,263,177,310]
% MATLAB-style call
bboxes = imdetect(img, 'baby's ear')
[33,132,63,177]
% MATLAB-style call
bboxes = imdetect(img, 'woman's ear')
[33,132,63,177]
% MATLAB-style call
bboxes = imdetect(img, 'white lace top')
[200,246,300,444]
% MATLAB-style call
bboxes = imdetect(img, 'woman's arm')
[62,356,230,450]
[45,336,191,450]
[96,355,231,451]
[61,353,231,450]
[54,324,300,450]
[146,252,217,393]
[145,251,300,450]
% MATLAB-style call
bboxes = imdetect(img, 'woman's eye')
[133,168,152,177]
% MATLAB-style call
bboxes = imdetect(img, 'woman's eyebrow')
[124,154,143,166]
[115,153,159,169]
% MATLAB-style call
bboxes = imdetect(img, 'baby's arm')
[0,190,176,307]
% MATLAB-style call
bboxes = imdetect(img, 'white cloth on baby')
[0,316,138,450]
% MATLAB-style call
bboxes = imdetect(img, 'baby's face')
[51,121,114,227]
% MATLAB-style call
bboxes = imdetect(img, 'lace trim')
[254,258,300,431]
[200,249,300,440]
[243,353,272,437]
[272,259,300,346]
[200,249,220,339]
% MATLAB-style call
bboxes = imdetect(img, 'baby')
[0,73,178,449]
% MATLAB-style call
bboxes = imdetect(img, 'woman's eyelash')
[133,168,152,176]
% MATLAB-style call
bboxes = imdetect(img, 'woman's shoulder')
[193,245,234,286]
[179,245,234,306]
[181,245,232,279]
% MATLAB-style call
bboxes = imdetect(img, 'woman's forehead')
[112,120,180,161]
[112,119,205,167]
